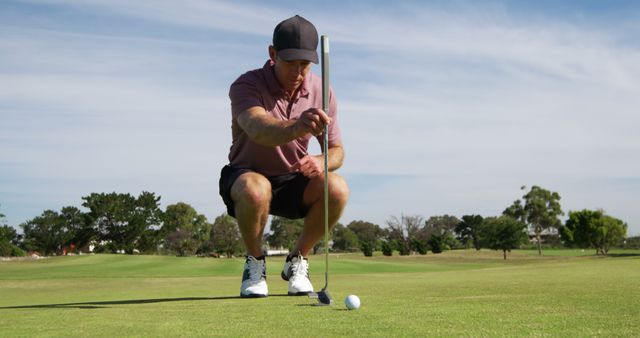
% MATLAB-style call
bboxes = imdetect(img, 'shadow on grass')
[0,294,291,309]
[605,253,640,258]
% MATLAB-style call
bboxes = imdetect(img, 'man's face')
[269,46,312,94]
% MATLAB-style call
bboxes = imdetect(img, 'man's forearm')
[238,106,330,147]
[242,113,301,147]
[314,145,344,171]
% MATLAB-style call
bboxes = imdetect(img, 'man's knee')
[231,173,272,208]
[328,173,349,207]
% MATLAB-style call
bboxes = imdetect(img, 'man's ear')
[268,46,277,62]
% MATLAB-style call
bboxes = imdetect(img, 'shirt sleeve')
[229,75,263,119]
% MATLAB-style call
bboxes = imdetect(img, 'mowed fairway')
[1,251,639,337]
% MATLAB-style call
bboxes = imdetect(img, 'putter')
[316,34,333,306]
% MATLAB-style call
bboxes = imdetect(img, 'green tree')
[59,206,93,252]
[0,206,26,257]
[21,210,71,255]
[412,237,429,255]
[266,216,304,251]
[595,216,627,255]
[332,223,360,252]
[455,215,484,250]
[82,192,163,254]
[1,224,25,257]
[426,235,444,254]
[162,202,211,256]
[421,215,461,253]
[0,225,18,244]
[560,209,627,255]
[481,216,528,260]
[165,229,198,256]
[360,242,374,257]
[504,185,563,255]
[0,225,18,242]
[136,227,163,254]
[210,214,242,257]
[559,209,598,249]
[502,199,525,221]
[16,206,91,255]
[381,240,393,256]
[425,215,460,230]
[347,220,384,256]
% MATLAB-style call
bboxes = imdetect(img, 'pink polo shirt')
[227,60,341,176]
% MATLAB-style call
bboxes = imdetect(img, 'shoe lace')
[247,257,265,281]
[291,256,308,280]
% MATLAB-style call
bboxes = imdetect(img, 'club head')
[308,292,318,299]
[316,288,333,306]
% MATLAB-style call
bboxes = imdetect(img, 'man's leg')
[230,172,272,257]
[230,172,272,298]
[294,172,349,256]
[281,172,348,295]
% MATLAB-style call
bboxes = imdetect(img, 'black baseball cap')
[272,15,319,64]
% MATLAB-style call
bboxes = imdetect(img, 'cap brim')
[277,49,319,64]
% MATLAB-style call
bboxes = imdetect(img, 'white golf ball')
[345,295,360,310]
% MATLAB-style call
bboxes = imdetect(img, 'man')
[219,15,349,298]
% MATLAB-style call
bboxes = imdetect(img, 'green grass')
[1,250,639,337]
[516,248,640,257]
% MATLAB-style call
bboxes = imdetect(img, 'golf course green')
[1,250,638,337]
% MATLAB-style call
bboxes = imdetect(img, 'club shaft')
[321,35,330,289]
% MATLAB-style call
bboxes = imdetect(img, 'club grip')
[321,35,330,114]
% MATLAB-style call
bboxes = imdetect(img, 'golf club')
[316,34,333,306]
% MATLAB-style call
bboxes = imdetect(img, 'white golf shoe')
[281,255,314,296]
[240,256,268,298]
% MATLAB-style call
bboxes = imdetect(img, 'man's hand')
[293,154,324,178]
[294,108,331,137]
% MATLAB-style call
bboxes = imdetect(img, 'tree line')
[335,185,629,259]
[0,193,244,258]
[0,185,636,259]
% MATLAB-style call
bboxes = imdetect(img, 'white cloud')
[325,7,640,91]
[20,0,280,36]
[326,4,640,233]
[0,24,233,223]
[2,1,639,234]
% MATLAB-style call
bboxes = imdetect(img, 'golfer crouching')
[218,15,349,298]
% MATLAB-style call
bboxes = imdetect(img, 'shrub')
[0,241,26,257]
[361,242,374,257]
[381,241,393,256]
[396,240,411,256]
[412,239,428,255]
[11,245,26,257]
[428,235,444,254]
[0,241,12,256]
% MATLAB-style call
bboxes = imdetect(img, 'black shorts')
[219,165,311,219]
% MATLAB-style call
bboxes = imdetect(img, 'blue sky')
[1,0,639,236]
